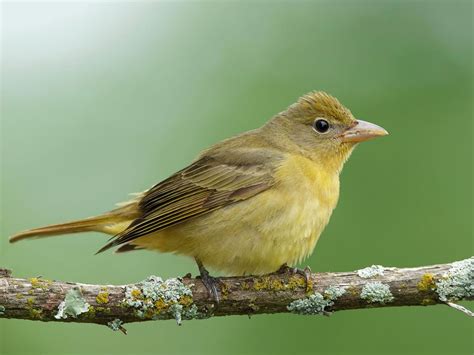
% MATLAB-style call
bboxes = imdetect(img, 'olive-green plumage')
[10,91,387,276]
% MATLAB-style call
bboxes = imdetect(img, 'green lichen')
[55,287,90,319]
[357,265,385,278]
[0,305,5,315]
[287,285,346,315]
[324,285,347,299]
[436,257,474,302]
[123,276,202,324]
[107,318,123,331]
[360,282,394,304]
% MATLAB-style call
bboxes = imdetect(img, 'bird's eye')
[313,119,330,133]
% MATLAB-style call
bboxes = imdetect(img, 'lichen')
[253,275,306,292]
[287,285,346,315]
[29,277,41,288]
[0,305,5,315]
[436,257,474,302]
[360,282,394,304]
[96,291,109,304]
[123,276,202,324]
[417,273,435,292]
[29,277,51,290]
[23,297,42,319]
[288,275,306,290]
[220,283,229,300]
[324,285,347,299]
[107,318,123,331]
[357,265,385,278]
[29,308,43,319]
[55,287,90,319]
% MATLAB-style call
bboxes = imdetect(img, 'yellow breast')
[135,154,340,275]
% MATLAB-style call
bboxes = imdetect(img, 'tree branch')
[0,257,472,332]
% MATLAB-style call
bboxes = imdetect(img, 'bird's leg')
[195,258,220,304]
[275,263,313,293]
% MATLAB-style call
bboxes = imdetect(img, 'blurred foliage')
[1,1,472,354]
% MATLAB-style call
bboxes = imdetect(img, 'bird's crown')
[287,91,354,125]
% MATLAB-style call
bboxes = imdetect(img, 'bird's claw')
[296,266,314,293]
[275,264,313,293]
[195,258,220,304]
[198,270,221,304]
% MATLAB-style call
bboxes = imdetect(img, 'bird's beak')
[340,120,388,143]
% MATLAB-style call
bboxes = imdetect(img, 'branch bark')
[0,257,472,332]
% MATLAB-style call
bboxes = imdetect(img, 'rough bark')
[0,258,472,332]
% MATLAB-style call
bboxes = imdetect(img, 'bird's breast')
[263,154,340,264]
[135,154,341,275]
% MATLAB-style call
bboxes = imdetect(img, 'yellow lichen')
[418,273,436,292]
[29,277,49,290]
[26,297,35,306]
[241,282,251,290]
[154,299,168,312]
[270,278,286,290]
[25,297,42,319]
[220,283,229,300]
[253,275,307,292]
[29,277,41,288]
[131,289,142,299]
[178,295,194,307]
[287,275,306,290]
[87,305,96,317]
[16,294,24,299]
[253,277,271,291]
[29,308,43,319]
[96,291,109,304]
[253,276,287,291]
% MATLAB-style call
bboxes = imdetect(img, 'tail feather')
[9,203,140,244]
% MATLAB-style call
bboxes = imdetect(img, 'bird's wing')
[97,149,279,253]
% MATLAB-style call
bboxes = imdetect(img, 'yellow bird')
[10,91,387,300]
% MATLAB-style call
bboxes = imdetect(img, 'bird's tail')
[9,201,141,244]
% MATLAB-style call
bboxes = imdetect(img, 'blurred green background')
[1,1,472,354]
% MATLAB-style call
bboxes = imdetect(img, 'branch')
[1,257,472,333]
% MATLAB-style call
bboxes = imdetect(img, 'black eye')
[313,119,330,133]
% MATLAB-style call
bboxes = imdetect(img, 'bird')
[10,91,388,301]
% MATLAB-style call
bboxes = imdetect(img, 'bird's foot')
[275,264,313,293]
[195,259,220,304]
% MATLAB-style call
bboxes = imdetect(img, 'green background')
[1,1,472,354]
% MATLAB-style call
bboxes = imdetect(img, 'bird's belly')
[134,179,338,275]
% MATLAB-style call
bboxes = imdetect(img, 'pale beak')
[340,120,388,143]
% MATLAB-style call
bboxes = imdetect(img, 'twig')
[0,257,472,332]
[446,302,474,317]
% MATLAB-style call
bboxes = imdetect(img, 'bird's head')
[266,91,388,172]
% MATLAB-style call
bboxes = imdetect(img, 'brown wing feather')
[96,152,277,253]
